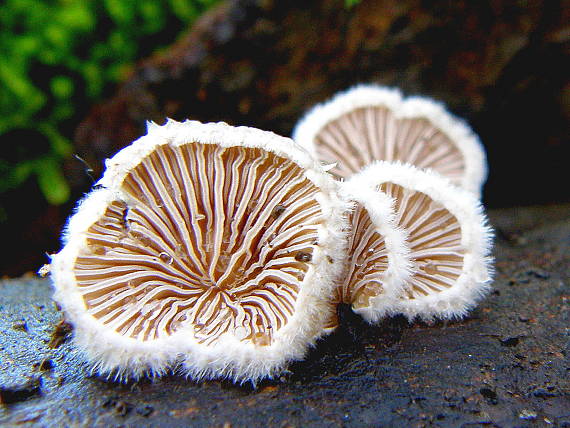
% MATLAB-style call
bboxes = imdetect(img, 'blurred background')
[1,0,568,277]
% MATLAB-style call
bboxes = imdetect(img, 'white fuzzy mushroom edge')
[347,161,494,321]
[50,119,350,384]
[292,84,488,197]
[337,179,412,323]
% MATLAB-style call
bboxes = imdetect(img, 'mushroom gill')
[324,184,410,330]
[293,85,487,196]
[51,121,347,382]
[379,181,465,300]
[347,162,493,321]
[314,107,465,183]
[76,143,320,346]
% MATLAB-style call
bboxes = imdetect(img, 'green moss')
[0,0,219,209]
[36,157,70,205]
[345,0,361,8]
[50,76,74,99]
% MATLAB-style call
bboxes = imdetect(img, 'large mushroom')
[50,120,348,383]
[347,162,494,321]
[293,85,487,197]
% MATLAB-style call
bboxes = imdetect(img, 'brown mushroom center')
[73,143,323,345]
[378,182,465,299]
[314,106,465,184]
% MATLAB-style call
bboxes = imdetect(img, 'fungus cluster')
[293,85,493,325]
[49,85,493,384]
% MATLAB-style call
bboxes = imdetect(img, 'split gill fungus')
[293,85,493,325]
[293,85,488,198]
[324,181,412,330]
[49,84,496,384]
[50,120,348,383]
[345,162,494,322]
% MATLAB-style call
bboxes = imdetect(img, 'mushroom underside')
[378,182,465,300]
[314,106,465,184]
[339,204,391,307]
[324,203,392,330]
[73,142,323,347]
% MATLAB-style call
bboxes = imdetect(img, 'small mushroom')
[293,85,487,197]
[324,181,412,330]
[50,120,348,383]
[346,161,494,321]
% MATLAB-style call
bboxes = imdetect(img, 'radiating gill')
[74,143,322,345]
[337,204,391,306]
[314,106,465,184]
[324,202,392,330]
[378,182,464,299]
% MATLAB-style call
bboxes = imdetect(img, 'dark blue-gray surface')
[1,204,569,427]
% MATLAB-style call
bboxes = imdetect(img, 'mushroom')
[346,161,493,321]
[50,120,348,383]
[324,180,411,330]
[293,85,487,197]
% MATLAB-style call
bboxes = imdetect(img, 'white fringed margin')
[292,84,488,197]
[292,85,402,159]
[51,120,350,384]
[337,180,412,324]
[398,95,487,198]
[348,161,494,322]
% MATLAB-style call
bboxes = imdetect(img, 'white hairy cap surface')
[292,84,488,197]
[323,181,412,331]
[348,161,494,321]
[50,120,348,383]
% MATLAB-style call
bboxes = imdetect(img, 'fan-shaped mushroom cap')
[347,161,493,321]
[293,85,487,197]
[50,120,348,383]
[324,181,411,330]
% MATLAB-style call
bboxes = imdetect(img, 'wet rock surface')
[1,204,569,427]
